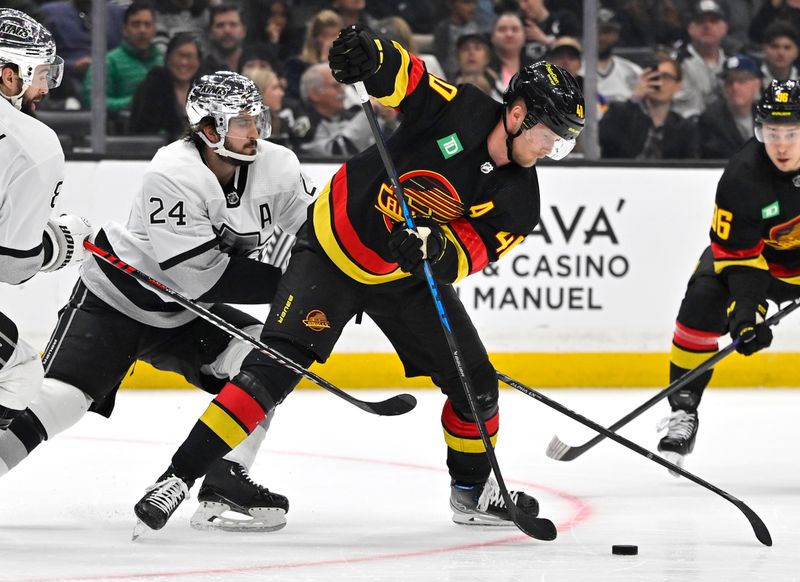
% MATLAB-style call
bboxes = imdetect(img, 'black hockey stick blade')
[84,240,416,417]
[512,510,557,541]
[543,297,800,462]
[498,371,772,546]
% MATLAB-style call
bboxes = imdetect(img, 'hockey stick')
[354,81,556,541]
[83,240,416,417]
[497,371,772,546]
[546,297,800,461]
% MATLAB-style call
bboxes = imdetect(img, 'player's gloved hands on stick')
[387,218,446,274]
[328,24,382,85]
[728,298,772,355]
[41,214,93,272]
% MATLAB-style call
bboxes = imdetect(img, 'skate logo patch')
[437,133,463,159]
[302,309,330,332]
[761,201,780,219]
[480,162,493,174]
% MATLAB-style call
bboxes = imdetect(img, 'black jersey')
[710,138,800,285]
[311,40,540,285]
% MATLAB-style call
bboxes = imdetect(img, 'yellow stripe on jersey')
[199,402,248,449]
[713,255,769,273]
[312,179,408,285]
[443,429,498,453]
[774,274,800,285]
[440,224,470,282]
[377,41,411,109]
[671,343,718,370]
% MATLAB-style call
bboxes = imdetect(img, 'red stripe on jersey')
[405,53,425,99]
[768,263,800,278]
[215,382,266,432]
[449,218,489,273]
[331,165,397,275]
[673,322,720,351]
[711,241,764,260]
[441,400,499,437]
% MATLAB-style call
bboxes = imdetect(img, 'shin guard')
[441,400,497,484]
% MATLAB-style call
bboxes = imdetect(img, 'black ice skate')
[190,459,289,532]
[450,476,539,526]
[132,470,192,540]
[657,409,700,477]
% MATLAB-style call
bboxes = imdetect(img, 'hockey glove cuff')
[387,218,446,275]
[41,214,93,272]
[728,298,772,356]
[328,24,383,85]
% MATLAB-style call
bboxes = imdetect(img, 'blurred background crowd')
[7,0,800,161]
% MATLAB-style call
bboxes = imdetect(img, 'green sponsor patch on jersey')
[761,201,780,219]
[437,133,463,159]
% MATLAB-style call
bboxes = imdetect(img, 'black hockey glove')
[328,24,383,85]
[728,298,772,356]
[387,218,446,274]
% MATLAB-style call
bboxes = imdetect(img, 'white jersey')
[0,97,64,285]
[81,139,316,328]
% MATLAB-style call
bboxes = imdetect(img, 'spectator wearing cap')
[760,21,800,88]
[595,8,642,103]
[698,54,762,158]
[600,54,699,159]
[673,0,730,118]
[433,0,482,81]
[454,33,503,101]
[749,0,800,45]
[605,0,682,47]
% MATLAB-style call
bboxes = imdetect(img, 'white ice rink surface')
[0,387,797,582]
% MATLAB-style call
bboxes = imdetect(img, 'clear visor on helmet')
[521,122,577,160]
[30,56,64,90]
[755,123,800,145]
[224,107,271,140]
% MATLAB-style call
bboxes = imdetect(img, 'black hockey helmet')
[755,79,800,125]
[502,61,585,140]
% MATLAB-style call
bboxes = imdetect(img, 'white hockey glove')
[41,214,93,273]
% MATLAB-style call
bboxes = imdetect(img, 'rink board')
[4,160,800,388]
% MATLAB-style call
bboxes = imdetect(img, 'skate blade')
[452,510,515,527]
[190,501,287,533]
[661,451,686,478]
[131,519,151,541]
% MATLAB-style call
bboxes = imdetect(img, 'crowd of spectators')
[15,0,800,161]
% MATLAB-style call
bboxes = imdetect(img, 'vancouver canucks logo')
[375,169,464,229]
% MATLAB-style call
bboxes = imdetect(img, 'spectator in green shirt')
[82,2,163,111]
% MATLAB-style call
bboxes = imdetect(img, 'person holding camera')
[599,54,699,159]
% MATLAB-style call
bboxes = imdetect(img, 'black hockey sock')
[0,409,47,473]
[171,381,270,481]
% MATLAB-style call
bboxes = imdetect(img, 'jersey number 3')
[149,197,187,226]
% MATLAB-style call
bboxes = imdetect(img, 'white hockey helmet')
[0,8,63,109]
[186,71,270,162]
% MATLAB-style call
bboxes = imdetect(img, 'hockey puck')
[611,545,638,556]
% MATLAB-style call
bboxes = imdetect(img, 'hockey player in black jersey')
[134,25,584,534]
[0,71,316,533]
[658,79,800,471]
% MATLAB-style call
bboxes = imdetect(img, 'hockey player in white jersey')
[0,9,92,429]
[0,71,316,533]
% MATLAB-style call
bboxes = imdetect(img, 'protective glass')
[225,108,271,140]
[31,57,64,90]
[521,123,576,160]
[755,123,800,144]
